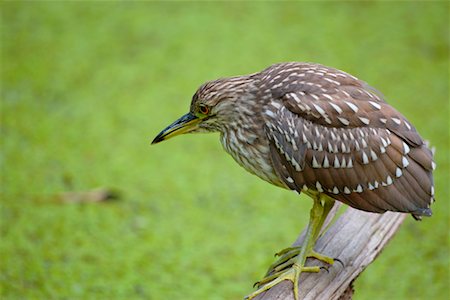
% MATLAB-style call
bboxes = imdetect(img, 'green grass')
[1,1,449,299]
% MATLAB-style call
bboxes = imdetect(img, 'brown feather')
[258,62,434,217]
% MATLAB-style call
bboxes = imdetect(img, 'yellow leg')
[245,194,335,300]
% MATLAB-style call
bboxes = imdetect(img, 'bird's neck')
[219,112,285,188]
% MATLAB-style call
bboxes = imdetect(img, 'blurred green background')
[1,1,449,299]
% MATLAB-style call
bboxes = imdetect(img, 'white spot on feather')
[369,101,381,110]
[361,139,368,148]
[337,117,350,126]
[345,101,359,112]
[358,117,370,125]
[323,155,330,168]
[314,126,320,137]
[329,102,343,114]
[324,77,341,86]
[313,141,318,150]
[334,156,340,168]
[323,94,333,101]
[391,117,401,125]
[341,156,347,168]
[291,93,301,103]
[341,142,347,153]
[264,110,275,118]
[332,186,339,194]
[291,137,298,150]
[342,132,349,141]
[286,177,294,183]
[402,156,409,168]
[292,159,302,171]
[271,102,281,109]
[330,131,337,140]
[316,181,324,192]
[302,132,308,143]
[354,184,363,193]
[328,141,334,153]
[395,167,403,178]
[347,158,353,168]
[313,103,326,115]
[312,156,320,168]
[370,149,378,161]
[362,152,369,164]
[343,187,351,194]
[402,142,410,154]
[271,83,283,89]
[386,175,393,185]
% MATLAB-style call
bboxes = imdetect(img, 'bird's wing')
[261,63,434,217]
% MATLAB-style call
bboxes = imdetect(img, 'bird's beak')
[152,112,201,144]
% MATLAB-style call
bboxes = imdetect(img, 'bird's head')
[152,75,256,144]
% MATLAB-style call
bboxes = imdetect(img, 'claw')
[320,265,330,273]
[334,257,345,267]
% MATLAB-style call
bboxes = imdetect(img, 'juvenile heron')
[152,62,435,299]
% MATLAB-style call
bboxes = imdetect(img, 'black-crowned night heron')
[152,62,435,300]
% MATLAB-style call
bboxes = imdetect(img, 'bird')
[151,62,435,300]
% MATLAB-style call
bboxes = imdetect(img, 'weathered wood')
[252,203,407,300]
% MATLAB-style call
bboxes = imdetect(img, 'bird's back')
[230,62,435,218]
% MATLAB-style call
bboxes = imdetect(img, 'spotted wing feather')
[261,62,434,218]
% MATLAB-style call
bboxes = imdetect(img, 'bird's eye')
[199,104,210,115]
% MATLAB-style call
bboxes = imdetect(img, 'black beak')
[152,112,200,145]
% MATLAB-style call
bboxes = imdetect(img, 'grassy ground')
[1,1,449,299]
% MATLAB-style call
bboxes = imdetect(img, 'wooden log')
[251,203,407,300]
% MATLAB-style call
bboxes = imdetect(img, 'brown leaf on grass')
[58,187,121,203]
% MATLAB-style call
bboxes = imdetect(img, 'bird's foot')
[245,247,337,300]
[268,246,335,276]
[244,263,319,300]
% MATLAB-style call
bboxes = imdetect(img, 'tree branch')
[251,203,407,300]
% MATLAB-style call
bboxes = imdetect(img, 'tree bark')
[252,203,407,300]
